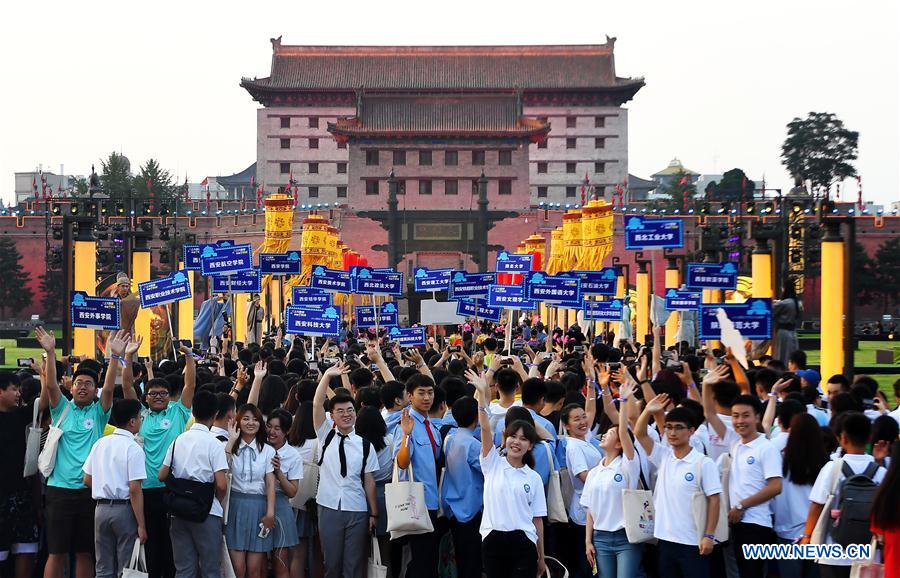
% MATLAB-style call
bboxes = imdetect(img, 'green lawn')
[0,338,62,368]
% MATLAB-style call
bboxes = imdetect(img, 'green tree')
[133,158,175,207]
[659,169,697,211]
[711,168,755,202]
[39,269,65,321]
[0,237,33,318]
[73,177,89,196]
[873,237,900,313]
[781,112,858,195]
[852,242,878,307]
[100,152,133,200]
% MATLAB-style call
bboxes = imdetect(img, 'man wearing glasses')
[635,392,723,578]
[312,362,380,578]
[37,327,122,578]
[138,346,197,578]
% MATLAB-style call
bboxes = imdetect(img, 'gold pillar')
[177,263,194,343]
[73,239,96,357]
[665,266,680,347]
[132,250,151,357]
[821,226,845,379]
[271,279,282,327]
[751,244,773,299]
[615,273,626,299]
[703,288,722,349]
[636,266,650,342]
[234,294,248,344]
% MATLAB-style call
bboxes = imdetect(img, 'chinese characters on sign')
[71,292,120,330]
[138,270,193,308]
[624,217,684,250]
[699,299,772,340]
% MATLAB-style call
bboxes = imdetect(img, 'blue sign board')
[200,243,253,276]
[291,286,332,309]
[387,326,426,347]
[583,299,625,322]
[285,305,342,338]
[259,252,302,276]
[351,267,404,296]
[310,266,353,293]
[566,269,618,296]
[413,268,453,293]
[138,270,193,308]
[211,269,262,294]
[448,272,496,300]
[71,292,120,330]
[455,299,502,322]
[624,217,684,250]
[686,262,739,290]
[183,240,235,270]
[524,272,582,305]
[495,251,533,273]
[665,289,702,311]
[488,284,537,310]
[355,303,399,328]
[699,298,773,340]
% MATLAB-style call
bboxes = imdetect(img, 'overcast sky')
[1,0,897,207]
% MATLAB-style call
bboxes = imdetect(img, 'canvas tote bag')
[290,438,320,510]
[38,402,71,478]
[811,459,844,545]
[367,536,388,578]
[386,461,434,540]
[690,455,729,544]
[543,442,568,524]
[122,539,148,578]
[621,458,656,544]
[23,402,42,477]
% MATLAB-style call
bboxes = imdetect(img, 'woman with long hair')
[225,403,277,578]
[469,366,547,578]
[771,413,829,577]
[871,442,900,577]
[286,400,323,578]
[583,382,644,578]
[355,406,393,576]
[266,409,301,578]
[773,277,802,364]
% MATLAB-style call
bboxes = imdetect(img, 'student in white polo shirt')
[468,369,547,578]
[83,399,147,578]
[312,362,379,578]
[703,366,783,578]
[158,391,229,578]
[636,393,722,578]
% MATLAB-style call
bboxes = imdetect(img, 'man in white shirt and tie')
[83,399,147,578]
[158,391,229,578]
[312,362,379,578]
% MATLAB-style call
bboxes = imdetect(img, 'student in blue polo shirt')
[137,346,197,578]
[393,373,441,578]
[441,397,485,578]
[38,327,124,578]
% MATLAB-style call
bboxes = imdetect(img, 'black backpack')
[830,461,881,547]
[164,435,216,523]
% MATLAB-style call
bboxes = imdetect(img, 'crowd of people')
[0,316,898,578]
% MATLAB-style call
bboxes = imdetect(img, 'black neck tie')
[338,432,348,478]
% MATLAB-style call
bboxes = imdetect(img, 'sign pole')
[166,304,178,360]
[505,309,515,353]
[371,294,380,341]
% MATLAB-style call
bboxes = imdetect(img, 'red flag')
[200,177,208,187]
[256,186,262,209]
[205,186,210,213]
[856,176,863,210]
[678,175,689,187]
[293,186,298,208]
[250,175,255,188]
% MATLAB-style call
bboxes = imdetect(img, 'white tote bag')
[38,402,71,478]
[556,425,575,510]
[23,402,42,477]
[543,443,568,524]
[221,536,237,578]
[367,536,388,578]
[621,461,656,544]
[690,456,729,544]
[290,438,319,510]
[849,538,882,578]
[122,539,148,578]
[811,459,844,545]
[385,461,434,540]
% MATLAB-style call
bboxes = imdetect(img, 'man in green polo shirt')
[38,327,127,578]
[136,345,196,578]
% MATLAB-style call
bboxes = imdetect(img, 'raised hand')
[645,393,670,414]
[254,360,267,379]
[619,381,637,401]
[324,361,350,377]
[702,363,730,386]
[35,326,56,353]
[108,330,129,358]
[400,408,414,436]
[125,334,143,356]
